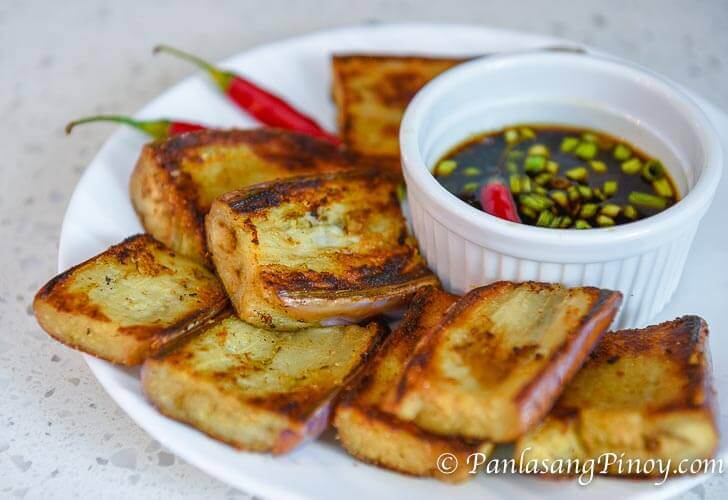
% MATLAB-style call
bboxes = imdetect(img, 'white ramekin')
[400,52,723,328]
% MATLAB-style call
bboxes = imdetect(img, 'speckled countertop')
[1,1,726,498]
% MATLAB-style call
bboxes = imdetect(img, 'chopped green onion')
[589,160,608,173]
[596,215,615,227]
[613,143,632,161]
[463,166,481,177]
[621,157,643,175]
[550,216,562,228]
[520,193,553,211]
[560,216,573,228]
[580,203,599,218]
[508,150,525,160]
[436,160,457,176]
[574,219,592,229]
[565,166,588,182]
[506,161,519,173]
[653,177,674,198]
[536,210,554,227]
[528,144,550,157]
[535,172,553,185]
[567,185,581,202]
[601,203,621,218]
[577,185,593,200]
[560,136,580,153]
[574,142,598,160]
[520,206,537,219]
[550,190,569,208]
[509,174,522,194]
[462,182,480,194]
[525,155,547,174]
[581,132,597,143]
[603,180,618,197]
[505,129,519,144]
[623,205,638,219]
[628,191,667,209]
[519,127,536,140]
[593,188,606,201]
[546,160,560,174]
[521,175,533,193]
[535,186,548,195]
[641,159,665,182]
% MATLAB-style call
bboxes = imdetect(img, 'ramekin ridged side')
[400,52,722,328]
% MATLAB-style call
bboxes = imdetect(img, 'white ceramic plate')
[58,23,728,500]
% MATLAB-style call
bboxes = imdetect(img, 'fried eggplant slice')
[515,316,718,477]
[206,169,439,330]
[33,234,228,365]
[332,55,463,169]
[130,128,353,265]
[334,287,493,483]
[383,281,622,442]
[142,312,386,454]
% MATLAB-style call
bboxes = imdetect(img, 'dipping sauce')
[434,125,679,228]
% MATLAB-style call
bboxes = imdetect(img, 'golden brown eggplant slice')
[33,234,228,365]
[205,169,438,330]
[142,312,386,454]
[129,128,353,264]
[514,316,718,478]
[383,281,622,442]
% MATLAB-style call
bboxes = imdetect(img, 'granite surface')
[1,0,726,498]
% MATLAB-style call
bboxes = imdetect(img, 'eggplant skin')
[205,168,439,331]
[383,281,622,442]
[33,234,228,365]
[142,313,387,455]
[515,316,719,478]
[334,287,493,483]
[332,54,463,171]
[129,128,354,266]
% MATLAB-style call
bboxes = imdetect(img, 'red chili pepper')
[65,115,206,139]
[479,179,522,223]
[154,45,340,145]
